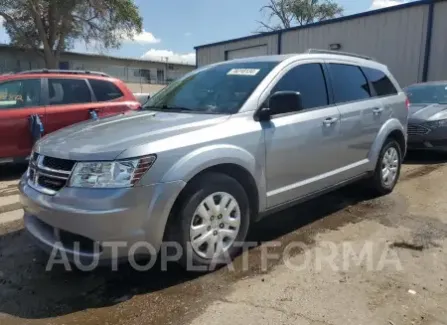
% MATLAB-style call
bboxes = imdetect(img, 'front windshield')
[405,84,447,104]
[143,61,279,114]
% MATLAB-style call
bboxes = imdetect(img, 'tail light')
[405,98,410,110]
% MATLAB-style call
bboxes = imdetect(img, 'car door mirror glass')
[268,91,303,117]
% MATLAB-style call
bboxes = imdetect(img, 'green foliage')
[257,0,343,32]
[0,0,143,67]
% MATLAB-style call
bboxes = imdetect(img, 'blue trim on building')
[422,1,435,82]
[277,31,282,54]
[194,0,433,50]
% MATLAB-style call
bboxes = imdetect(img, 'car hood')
[409,103,447,121]
[35,110,230,161]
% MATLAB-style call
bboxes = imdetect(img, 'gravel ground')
[0,152,446,325]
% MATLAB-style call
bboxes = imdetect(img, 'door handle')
[323,117,338,126]
[373,107,384,115]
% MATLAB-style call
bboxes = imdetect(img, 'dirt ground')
[0,152,446,325]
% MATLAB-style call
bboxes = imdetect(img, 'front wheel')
[167,172,250,271]
[367,139,402,195]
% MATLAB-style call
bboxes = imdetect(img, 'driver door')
[263,62,343,208]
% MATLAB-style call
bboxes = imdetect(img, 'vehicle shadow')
[0,185,374,320]
[404,150,447,165]
[0,163,27,182]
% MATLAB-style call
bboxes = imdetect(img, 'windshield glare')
[143,61,279,114]
[405,84,447,104]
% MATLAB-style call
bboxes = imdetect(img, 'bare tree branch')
[257,0,343,32]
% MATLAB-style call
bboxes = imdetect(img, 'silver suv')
[19,50,408,269]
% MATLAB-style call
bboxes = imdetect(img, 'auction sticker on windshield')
[227,69,260,76]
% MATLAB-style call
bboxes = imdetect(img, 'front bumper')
[407,123,447,151]
[19,175,186,263]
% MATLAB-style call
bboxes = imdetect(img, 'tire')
[367,138,402,196]
[167,172,250,271]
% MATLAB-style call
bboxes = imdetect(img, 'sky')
[0,0,413,65]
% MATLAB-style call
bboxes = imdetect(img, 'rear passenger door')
[43,78,94,134]
[327,63,384,175]
[88,78,137,117]
[361,67,400,125]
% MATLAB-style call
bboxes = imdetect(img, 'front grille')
[28,154,75,195]
[408,124,430,136]
[42,156,75,171]
[37,175,67,191]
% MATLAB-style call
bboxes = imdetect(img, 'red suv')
[0,69,141,164]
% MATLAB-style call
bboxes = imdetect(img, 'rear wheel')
[367,138,402,195]
[167,172,250,271]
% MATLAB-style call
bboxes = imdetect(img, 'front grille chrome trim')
[27,154,75,195]
[27,179,58,196]
[36,156,72,175]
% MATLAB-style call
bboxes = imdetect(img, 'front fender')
[161,144,267,210]
[367,118,406,170]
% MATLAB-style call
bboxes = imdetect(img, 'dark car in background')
[404,81,447,151]
[0,69,141,164]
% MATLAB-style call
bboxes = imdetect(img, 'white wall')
[0,48,194,84]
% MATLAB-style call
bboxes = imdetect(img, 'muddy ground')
[0,152,446,325]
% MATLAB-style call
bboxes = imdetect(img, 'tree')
[257,0,343,32]
[0,0,143,68]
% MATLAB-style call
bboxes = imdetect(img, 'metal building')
[0,45,194,85]
[195,0,446,87]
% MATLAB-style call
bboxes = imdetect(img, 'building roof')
[194,0,438,50]
[0,44,195,67]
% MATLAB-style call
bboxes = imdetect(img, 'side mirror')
[257,91,303,121]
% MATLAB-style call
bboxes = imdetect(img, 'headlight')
[69,155,156,188]
[426,119,447,129]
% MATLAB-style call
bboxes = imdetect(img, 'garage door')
[226,45,268,60]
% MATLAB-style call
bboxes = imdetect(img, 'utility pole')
[164,56,169,84]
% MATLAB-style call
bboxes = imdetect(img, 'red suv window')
[0,79,41,109]
[89,79,124,101]
[48,78,92,105]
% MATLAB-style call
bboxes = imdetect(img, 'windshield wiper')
[143,105,196,112]
[162,105,196,111]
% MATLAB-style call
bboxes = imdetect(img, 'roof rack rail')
[306,49,375,61]
[16,69,111,77]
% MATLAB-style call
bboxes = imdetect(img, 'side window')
[271,63,329,109]
[0,79,41,109]
[362,67,398,97]
[89,79,124,102]
[329,63,371,104]
[48,78,92,105]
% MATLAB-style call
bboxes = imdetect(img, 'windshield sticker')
[227,68,260,76]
